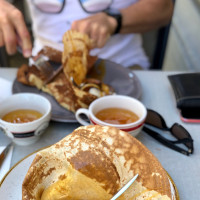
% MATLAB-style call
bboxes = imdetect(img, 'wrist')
[105,12,122,35]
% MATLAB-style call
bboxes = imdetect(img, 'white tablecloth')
[0,68,199,199]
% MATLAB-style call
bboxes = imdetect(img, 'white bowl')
[0,93,51,145]
[76,95,147,137]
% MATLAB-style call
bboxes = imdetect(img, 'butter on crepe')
[22,125,175,200]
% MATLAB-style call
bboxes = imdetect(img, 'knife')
[0,143,13,169]
[110,174,139,200]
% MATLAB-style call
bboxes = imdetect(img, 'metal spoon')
[110,174,139,200]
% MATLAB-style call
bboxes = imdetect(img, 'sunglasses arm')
[143,125,190,156]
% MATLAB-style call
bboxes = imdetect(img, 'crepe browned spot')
[22,125,174,200]
[38,46,62,63]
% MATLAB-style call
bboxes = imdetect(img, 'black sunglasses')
[32,0,113,14]
[143,109,194,156]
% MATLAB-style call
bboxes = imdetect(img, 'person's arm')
[71,0,174,48]
[120,0,174,33]
[0,0,32,57]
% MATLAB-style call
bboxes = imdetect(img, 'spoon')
[110,174,139,200]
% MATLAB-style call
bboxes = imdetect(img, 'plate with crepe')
[12,59,142,122]
[13,31,142,122]
[0,125,179,200]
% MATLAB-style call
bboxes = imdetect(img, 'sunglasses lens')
[171,124,193,149]
[145,110,167,129]
[80,0,112,12]
[33,0,64,13]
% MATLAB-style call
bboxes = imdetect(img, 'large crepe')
[22,125,174,200]
[17,31,113,113]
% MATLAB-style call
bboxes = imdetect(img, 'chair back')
[143,0,176,70]
[0,47,8,67]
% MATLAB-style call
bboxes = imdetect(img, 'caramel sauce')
[87,60,106,81]
[95,108,139,125]
[2,109,42,123]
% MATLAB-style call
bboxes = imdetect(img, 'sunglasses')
[143,109,194,156]
[32,0,113,14]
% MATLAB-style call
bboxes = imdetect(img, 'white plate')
[0,153,36,200]
[0,152,179,200]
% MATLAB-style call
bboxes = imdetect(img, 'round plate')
[0,151,179,200]
[0,153,36,200]
[12,59,142,122]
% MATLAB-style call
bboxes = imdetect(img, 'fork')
[17,46,62,84]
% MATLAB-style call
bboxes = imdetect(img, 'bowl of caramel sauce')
[76,95,147,137]
[2,109,43,124]
[0,93,51,145]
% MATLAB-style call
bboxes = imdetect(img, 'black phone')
[180,109,200,123]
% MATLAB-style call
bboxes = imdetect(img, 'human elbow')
[157,1,174,27]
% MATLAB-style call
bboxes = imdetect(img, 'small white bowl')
[75,95,147,137]
[0,93,51,145]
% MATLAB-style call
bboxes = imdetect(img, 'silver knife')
[0,143,13,169]
[110,174,139,200]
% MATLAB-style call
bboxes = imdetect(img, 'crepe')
[62,30,93,85]
[17,63,113,112]
[17,31,114,113]
[22,125,175,200]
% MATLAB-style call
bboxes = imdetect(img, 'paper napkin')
[0,77,12,103]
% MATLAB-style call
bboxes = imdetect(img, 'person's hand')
[71,12,117,48]
[0,0,32,57]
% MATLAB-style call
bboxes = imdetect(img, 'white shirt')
[27,0,150,68]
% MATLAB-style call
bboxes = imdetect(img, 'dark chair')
[143,0,176,70]
[0,47,8,67]
[151,20,173,69]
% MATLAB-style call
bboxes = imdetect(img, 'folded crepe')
[62,30,93,86]
[22,125,176,200]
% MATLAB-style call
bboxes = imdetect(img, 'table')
[0,68,199,199]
